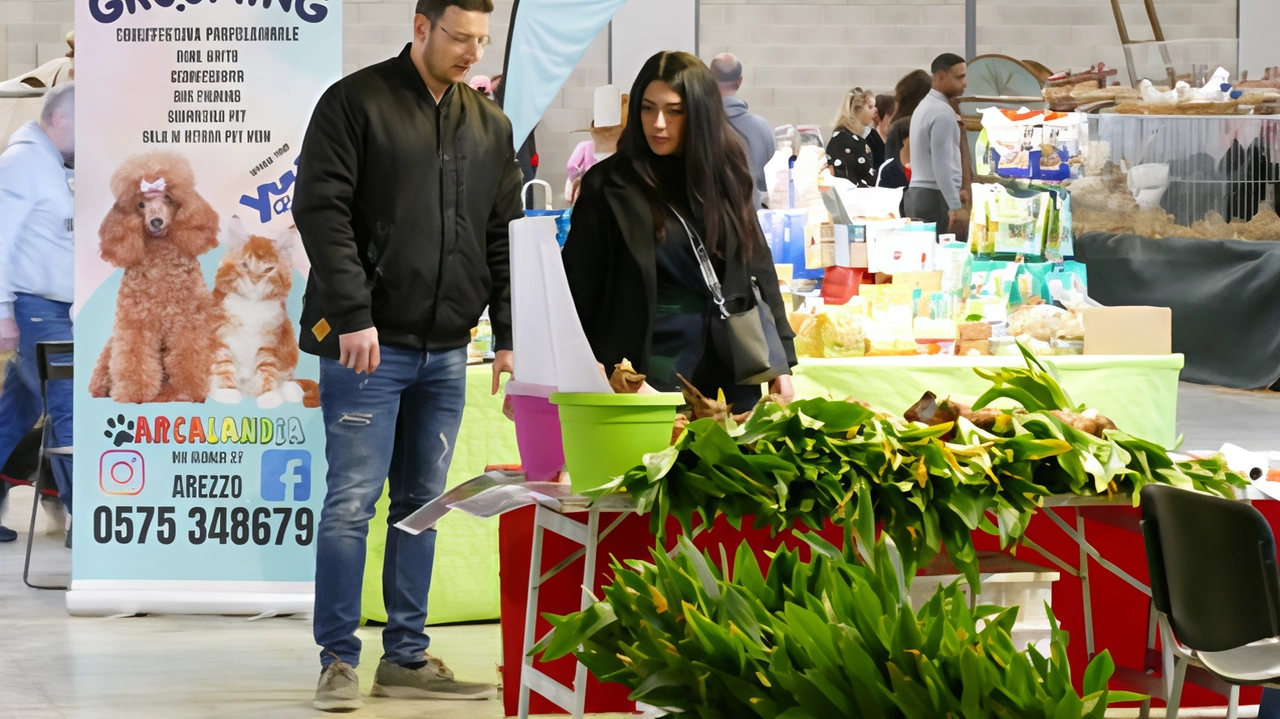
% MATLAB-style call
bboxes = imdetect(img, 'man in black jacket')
[292,0,521,710]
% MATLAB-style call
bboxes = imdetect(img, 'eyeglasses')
[436,23,490,56]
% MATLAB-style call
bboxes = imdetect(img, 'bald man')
[710,52,775,208]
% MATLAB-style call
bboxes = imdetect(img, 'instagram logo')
[100,450,145,496]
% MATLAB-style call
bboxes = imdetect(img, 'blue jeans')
[0,294,73,515]
[313,346,467,669]
[1261,688,1280,719]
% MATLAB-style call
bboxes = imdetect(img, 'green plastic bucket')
[549,392,684,493]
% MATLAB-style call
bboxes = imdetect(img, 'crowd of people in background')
[559,53,975,235]
[821,57,969,237]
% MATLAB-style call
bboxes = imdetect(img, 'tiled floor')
[1176,382,1280,453]
[0,382,1276,718]
[0,514,633,718]
[2,534,501,719]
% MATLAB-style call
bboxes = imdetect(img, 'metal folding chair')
[23,340,73,590]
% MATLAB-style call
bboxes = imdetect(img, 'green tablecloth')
[362,365,518,625]
[363,354,1183,624]
[793,354,1183,447]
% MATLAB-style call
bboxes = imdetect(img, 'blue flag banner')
[502,0,630,149]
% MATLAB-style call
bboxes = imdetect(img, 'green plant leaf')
[1054,690,1085,719]
[678,535,722,602]
[628,666,687,703]
[532,602,617,661]
[853,479,876,566]
[1082,650,1115,696]
[775,707,820,719]
[959,645,985,719]
[973,386,1050,413]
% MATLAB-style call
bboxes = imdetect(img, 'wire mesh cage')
[1068,114,1280,241]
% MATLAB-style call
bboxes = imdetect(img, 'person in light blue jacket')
[0,82,75,543]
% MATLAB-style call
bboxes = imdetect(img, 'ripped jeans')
[313,346,467,669]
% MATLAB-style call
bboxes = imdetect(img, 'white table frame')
[517,496,636,719]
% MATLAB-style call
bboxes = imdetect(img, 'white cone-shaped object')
[509,216,612,394]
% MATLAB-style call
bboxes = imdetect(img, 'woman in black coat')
[562,51,796,411]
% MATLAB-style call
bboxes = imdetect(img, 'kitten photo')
[209,216,319,409]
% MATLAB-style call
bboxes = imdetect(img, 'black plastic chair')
[23,340,73,590]
[1139,483,1280,719]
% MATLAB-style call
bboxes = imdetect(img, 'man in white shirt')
[0,82,75,542]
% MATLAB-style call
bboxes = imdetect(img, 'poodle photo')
[89,151,221,404]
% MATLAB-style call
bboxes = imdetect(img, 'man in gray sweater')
[712,53,775,208]
[906,53,968,232]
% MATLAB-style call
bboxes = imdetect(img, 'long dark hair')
[875,94,896,123]
[893,69,932,121]
[617,51,760,259]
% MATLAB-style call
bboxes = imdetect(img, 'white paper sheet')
[394,471,572,535]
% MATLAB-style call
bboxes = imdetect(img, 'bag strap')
[667,206,730,319]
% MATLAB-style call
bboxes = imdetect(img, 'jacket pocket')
[366,222,392,290]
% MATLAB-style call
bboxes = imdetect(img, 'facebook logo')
[261,450,312,502]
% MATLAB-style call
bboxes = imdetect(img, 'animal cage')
[1068,114,1280,241]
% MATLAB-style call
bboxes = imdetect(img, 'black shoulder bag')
[668,207,789,386]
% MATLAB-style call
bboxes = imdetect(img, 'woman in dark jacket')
[877,117,911,190]
[884,69,932,166]
[562,50,796,411]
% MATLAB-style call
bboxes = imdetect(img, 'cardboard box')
[868,230,934,274]
[892,271,943,294]
[848,243,868,268]
[1082,306,1172,355]
[833,225,869,268]
[804,222,836,269]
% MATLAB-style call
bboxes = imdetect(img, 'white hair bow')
[140,178,167,194]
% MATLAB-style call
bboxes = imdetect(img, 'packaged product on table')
[992,189,1046,257]
[820,304,865,358]
[864,303,917,356]
[1006,303,1064,355]
[789,310,828,358]
[913,291,958,355]
[957,320,993,356]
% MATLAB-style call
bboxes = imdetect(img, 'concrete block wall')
[2,0,73,81]
[0,0,1237,199]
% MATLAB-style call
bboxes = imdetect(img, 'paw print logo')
[104,415,135,447]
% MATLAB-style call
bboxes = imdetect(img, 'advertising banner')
[71,0,341,614]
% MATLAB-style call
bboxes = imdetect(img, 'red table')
[498,498,1275,716]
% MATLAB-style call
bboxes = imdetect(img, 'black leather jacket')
[293,44,523,359]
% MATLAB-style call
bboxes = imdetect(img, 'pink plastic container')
[506,382,565,482]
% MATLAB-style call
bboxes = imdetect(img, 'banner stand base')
[66,580,313,617]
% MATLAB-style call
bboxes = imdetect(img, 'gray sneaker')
[314,657,362,712]
[370,653,495,701]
